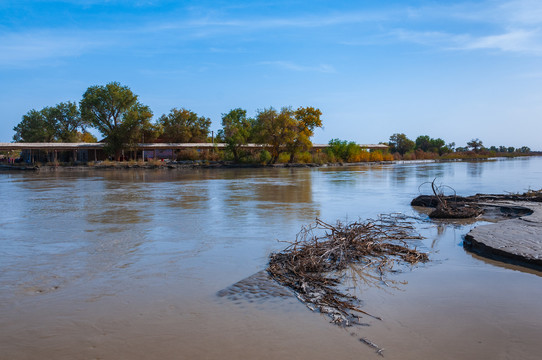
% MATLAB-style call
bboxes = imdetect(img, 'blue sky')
[1,0,542,149]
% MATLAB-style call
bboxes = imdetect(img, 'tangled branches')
[267,214,428,327]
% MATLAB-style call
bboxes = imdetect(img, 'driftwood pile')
[267,215,428,327]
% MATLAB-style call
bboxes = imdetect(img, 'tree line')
[12,82,322,163]
[12,82,534,164]
[387,133,531,160]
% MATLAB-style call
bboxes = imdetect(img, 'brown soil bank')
[412,191,542,269]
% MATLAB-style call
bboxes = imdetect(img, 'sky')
[1,0,542,149]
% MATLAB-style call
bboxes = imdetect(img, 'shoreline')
[0,160,407,172]
[0,156,534,172]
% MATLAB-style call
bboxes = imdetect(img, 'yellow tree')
[254,106,323,163]
[286,106,323,163]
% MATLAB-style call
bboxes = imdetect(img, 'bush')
[259,150,272,164]
[176,149,199,160]
[403,151,416,160]
[326,139,366,162]
[311,151,329,164]
[369,151,383,162]
[297,151,313,163]
[200,149,222,161]
[277,152,291,163]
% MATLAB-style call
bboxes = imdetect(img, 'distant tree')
[119,103,155,151]
[253,107,294,164]
[467,138,483,152]
[13,109,56,142]
[48,102,82,142]
[489,146,498,152]
[158,108,211,143]
[440,142,455,154]
[253,106,322,163]
[13,101,83,143]
[78,131,98,143]
[326,138,359,162]
[507,146,515,153]
[389,133,415,155]
[415,135,432,152]
[285,106,323,163]
[219,108,253,162]
[498,146,507,153]
[80,82,153,160]
[518,146,531,153]
[429,138,445,154]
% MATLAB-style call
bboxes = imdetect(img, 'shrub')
[403,151,416,160]
[311,151,329,164]
[277,152,291,163]
[370,151,384,162]
[382,152,394,161]
[176,149,199,160]
[297,151,313,163]
[259,150,272,164]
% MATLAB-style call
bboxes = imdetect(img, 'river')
[1,157,541,359]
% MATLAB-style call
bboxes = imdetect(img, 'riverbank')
[1,156,534,172]
[0,160,395,171]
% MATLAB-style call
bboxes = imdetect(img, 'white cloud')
[461,28,542,54]
[260,61,336,73]
[393,27,542,55]
[498,0,542,26]
[0,30,111,66]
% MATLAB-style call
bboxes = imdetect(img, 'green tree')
[415,135,431,152]
[389,133,415,155]
[80,82,152,160]
[220,108,253,162]
[48,102,82,142]
[13,101,83,143]
[13,109,56,142]
[253,107,294,164]
[467,138,483,152]
[415,135,446,154]
[326,139,359,162]
[119,103,155,151]
[158,108,211,143]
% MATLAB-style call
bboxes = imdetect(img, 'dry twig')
[267,214,428,327]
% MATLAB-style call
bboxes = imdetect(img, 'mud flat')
[464,201,542,269]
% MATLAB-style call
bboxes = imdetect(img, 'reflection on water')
[466,160,485,177]
[1,157,542,360]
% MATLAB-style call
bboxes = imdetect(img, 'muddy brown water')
[1,157,541,359]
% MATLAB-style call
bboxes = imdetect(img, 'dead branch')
[267,214,428,327]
